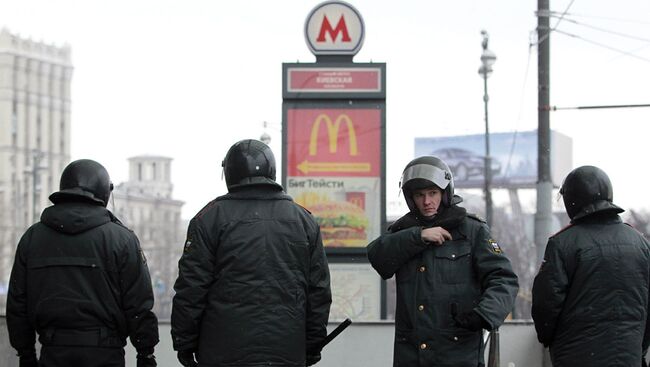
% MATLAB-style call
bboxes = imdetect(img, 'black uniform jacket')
[6,201,159,352]
[532,213,650,367]
[367,206,518,367]
[171,186,332,367]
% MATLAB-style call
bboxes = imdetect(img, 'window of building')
[11,99,18,145]
[36,116,41,149]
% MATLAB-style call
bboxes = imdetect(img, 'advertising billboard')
[415,130,572,189]
[284,106,383,248]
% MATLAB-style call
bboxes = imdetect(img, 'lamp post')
[478,30,496,228]
[260,121,272,145]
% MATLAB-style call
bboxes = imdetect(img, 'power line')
[549,15,650,43]
[552,103,650,111]
[535,0,576,46]
[554,28,650,63]
[549,10,650,26]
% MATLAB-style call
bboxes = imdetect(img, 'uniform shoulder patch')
[183,238,192,253]
[488,239,502,253]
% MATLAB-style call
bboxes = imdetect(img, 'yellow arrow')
[298,160,371,174]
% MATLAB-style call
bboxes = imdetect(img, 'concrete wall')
[0,318,546,367]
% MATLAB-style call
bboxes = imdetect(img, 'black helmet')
[222,139,282,191]
[400,156,460,212]
[560,165,623,221]
[49,159,113,206]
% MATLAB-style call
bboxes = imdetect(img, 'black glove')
[177,350,198,367]
[136,348,157,367]
[453,311,489,332]
[306,353,322,366]
[18,349,38,367]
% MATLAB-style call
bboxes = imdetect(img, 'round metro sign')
[304,1,365,56]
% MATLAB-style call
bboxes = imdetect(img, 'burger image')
[308,201,369,247]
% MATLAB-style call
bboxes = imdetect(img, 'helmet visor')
[401,163,451,190]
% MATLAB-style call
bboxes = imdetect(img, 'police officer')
[171,139,332,367]
[6,159,158,367]
[367,156,518,367]
[532,165,650,367]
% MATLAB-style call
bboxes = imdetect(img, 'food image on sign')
[310,201,369,247]
[295,191,369,247]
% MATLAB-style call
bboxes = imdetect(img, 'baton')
[318,318,352,350]
[487,328,500,367]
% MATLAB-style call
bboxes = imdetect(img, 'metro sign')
[304,1,365,56]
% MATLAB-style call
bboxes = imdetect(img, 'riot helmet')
[222,139,282,191]
[400,156,459,212]
[49,159,113,207]
[559,165,623,221]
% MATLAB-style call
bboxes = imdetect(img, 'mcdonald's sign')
[309,113,358,156]
[286,108,380,177]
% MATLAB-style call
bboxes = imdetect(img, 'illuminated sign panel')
[304,1,365,56]
[287,109,380,177]
[287,67,381,93]
[285,108,382,248]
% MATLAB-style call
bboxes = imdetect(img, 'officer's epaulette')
[109,212,135,233]
[467,212,486,223]
[551,223,574,237]
[195,198,220,219]
[624,222,647,237]
[297,203,312,215]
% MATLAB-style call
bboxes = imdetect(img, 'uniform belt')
[40,327,124,348]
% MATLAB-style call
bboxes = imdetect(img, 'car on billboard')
[431,148,501,181]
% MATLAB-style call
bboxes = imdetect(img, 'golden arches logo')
[309,113,358,156]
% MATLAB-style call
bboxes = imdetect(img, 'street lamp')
[260,121,272,145]
[478,29,496,227]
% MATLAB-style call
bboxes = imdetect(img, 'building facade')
[0,28,73,303]
[111,155,185,320]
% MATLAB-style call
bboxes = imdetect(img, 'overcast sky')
[2,0,649,219]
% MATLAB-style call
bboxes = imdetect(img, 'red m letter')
[316,15,351,43]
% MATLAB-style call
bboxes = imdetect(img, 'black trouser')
[38,328,126,367]
[40,346,125,367]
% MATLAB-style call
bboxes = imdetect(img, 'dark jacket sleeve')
[471,222,519,330]
[171,218,215,351]
[305,227,332,354]
[120,233,159,352]
[6,230,36,353]
[641,247,650,357]
[531,237,568,346]
[367,227,427,279]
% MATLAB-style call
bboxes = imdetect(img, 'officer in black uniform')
[171,139,331,367]
[367,156,518,367]
[532,165,650,367]
[6,159,158,367]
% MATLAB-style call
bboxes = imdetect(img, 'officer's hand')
[177,350,198,367]
[454,311,489,332]
[18,350,38,367]
[306,353,322,366]
[136,349,157,367]
[421,226,452,245]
